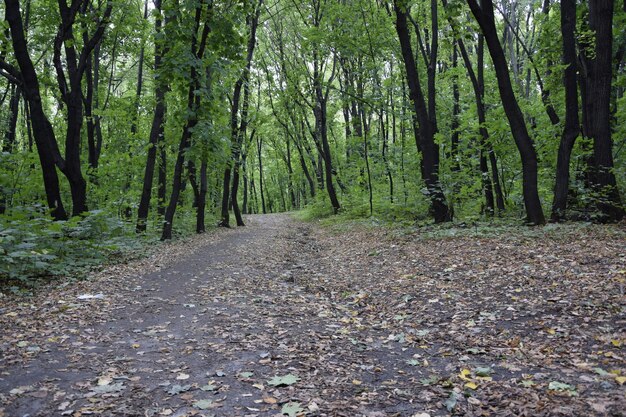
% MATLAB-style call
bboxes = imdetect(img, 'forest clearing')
[1,214,625,416]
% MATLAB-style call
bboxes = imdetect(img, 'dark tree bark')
[82,3,102,173]
[83,50,97,172]
[467,0,545,225]
[230,72,252,226]
[551,0,580,222]
[137,0,167,232]
[294,138,315,198]
[4,0,68,220]
[394,0,451,223]
[580,0,624,221]
[257,135,267,214]
[158,143,167,216]
[450,44,460,175]
[161,1,211,240]
[53,0,112,216]
[314,60,341,213]
[197,160,208,233]
[3,83,19,153]
[476,35,496,215]
[285,136,297,208]
[219,0,262,227]
[242,149,249,214]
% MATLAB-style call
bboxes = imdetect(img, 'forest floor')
[0,213,625,417]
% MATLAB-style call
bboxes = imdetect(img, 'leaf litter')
[0,214,624,416]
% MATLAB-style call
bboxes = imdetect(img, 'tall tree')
[550,0,579,222]
[579,0,624,221]
[393,0,451,223]
[467,0,545,224]
[3,0,68,220]
[53,0,113,215]
[219,0,263,227]
[162,0,212,240]
[137,0,168,232]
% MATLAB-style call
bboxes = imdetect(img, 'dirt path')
[1,214,625,417]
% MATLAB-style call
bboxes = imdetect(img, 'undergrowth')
[0,203,221,294]
[294,199,626,242]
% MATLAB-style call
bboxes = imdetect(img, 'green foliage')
[0,209,149,291]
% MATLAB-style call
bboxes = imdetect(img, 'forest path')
[1,214,625,417]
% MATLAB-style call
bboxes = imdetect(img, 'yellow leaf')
[615,376,626,385]
[131,343,140,349]
[459,369,472,381]
[476,376,493,382]
[611,339,622,347]
[352,379,362,385]
[465,382,478,390]
[546,328,556,335]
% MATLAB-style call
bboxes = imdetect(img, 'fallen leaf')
[193,399,213,410]
[267,374,300,387]
[281,402,304,417]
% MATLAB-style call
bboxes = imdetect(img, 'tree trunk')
[467,0,545,224]
[219,0,262,227]
[196,160,207,233]
[394,0,450,222]
[315,82,341,213]
[551,0,580,222]
[161,1,210,240]
[257,135,267,214]
[136,0,167,232]
[4,0,68,220]
[3,83,19,153]
[582,0,624,221]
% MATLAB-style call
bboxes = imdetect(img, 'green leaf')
[548,381,577,395]
[593,367,609,376]
[167,384,191,395]
[193,399,213,409]
[445,391,459,412]
[281,402,304,417]
[267,374,300,387]
[474,366,493,377]
[419,375,439,386]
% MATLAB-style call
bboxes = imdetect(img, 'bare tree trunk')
[257,135,267,214]
[220,0,262,227]
[581,0,624,221]
[3,83,19,153]
[137,0,167,232]
[467,0,545,224]
[551,0,580,222]
[4,0,67,220]
[394,0,451,222]
[162,1,211,239]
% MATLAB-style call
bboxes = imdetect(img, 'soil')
[0,214,624,417]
